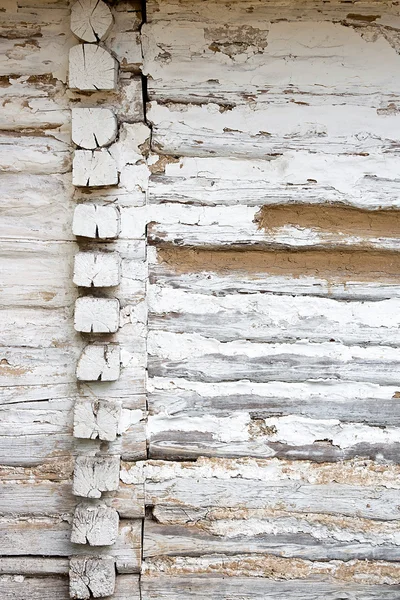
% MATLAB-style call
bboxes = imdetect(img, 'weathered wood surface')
[1,518,141,573]
[0,574,139,600]
[132,457,400,565]
[0,475,145,519]
[70,556,116,599]
[141,576,400,600]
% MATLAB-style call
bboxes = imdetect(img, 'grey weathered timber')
[71,503,120,546]
[141,576,400,600]
[0,575,139,600]
[0,518,141,572]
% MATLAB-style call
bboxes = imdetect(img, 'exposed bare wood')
[71,503,119,546]
[69,556,116,599]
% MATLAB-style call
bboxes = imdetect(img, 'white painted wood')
[73,252,121,288]
[73,456,120,498]
[69,556,115,599]
[72,108,118,150]
[76,344,121,382]
[72,150,118,187]
[74,399,122,441]
[70,0,113,43]
[71,503,119,546]
[74,297,120,333]
[72,205,121,239]
[69,44,118,92]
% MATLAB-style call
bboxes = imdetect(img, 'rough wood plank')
[72,150,118,187]
[71,503,119,546]
[136,457,400,520]
[143,5,400,104]
[150,247,400,301]
[69,44,118,91]
[0,478,144,519]
[71,108,117,149]
[69,557,115,598]
[147,203,400,251]
[70,0,113,43]
[73,456,120,498]
[74,297,120,333]
[148,330,400,386]
[141,575,400,600]
[143,519,400,563]
[148,285,400,346]
[0,574,139,600]
[76,344,121,382]
[0,517,140,572]
[148,378,400,427]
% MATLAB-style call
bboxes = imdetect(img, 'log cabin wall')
[1,0,400,598]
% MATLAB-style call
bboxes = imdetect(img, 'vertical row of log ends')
[67,1,144,597]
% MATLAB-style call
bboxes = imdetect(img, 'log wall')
[1,0,400,597]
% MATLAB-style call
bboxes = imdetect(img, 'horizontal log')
[0,478,144,519]
[148,157,400,210]
[149,286,400,345]
[143,10,400,104]
[137,457,400,521]
[0,518,141,573]
[147,203,400,251]
[0,574,139,600]
[148,378,400,426]
[150,247,400,300]
[143,520,400,562]
[148,330,400,385]
[141,575,400,600]
[0,558,68,575]
[0,398,146,465]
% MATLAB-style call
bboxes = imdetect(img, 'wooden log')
[141,575,400,600]
[143,519,400,563]
[0,517,141,572]
[74,297,120,333]
[69,44,118,92]
[72,150,118,187]
[76,344,121,382]
[74,399,122,442]
[139,457,400,521]
[71,503,119,546]
[72,108,118,150]
[0,480,144,519]
[147,203,400,251]
[150,246,400,302]
[73,252,121,288]
[70,0,113,43]
[0,574,139,600]
[69,556,115,598]
[73,456,120,498]
[72,205,121,240]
